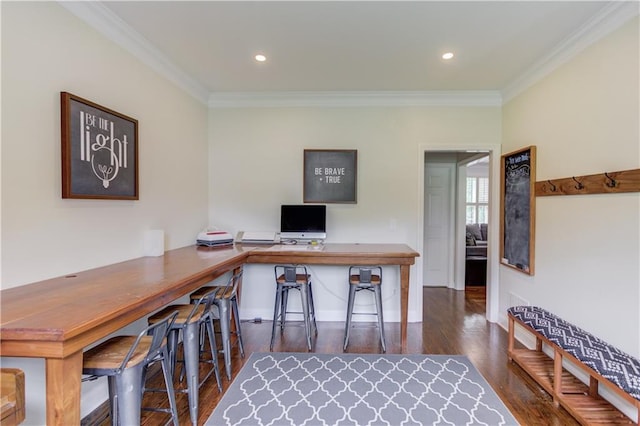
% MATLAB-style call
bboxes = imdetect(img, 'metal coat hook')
[572,176,584,190]
[536,168,639,197]
[604,172,617,188]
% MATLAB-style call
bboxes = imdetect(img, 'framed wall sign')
[61,92,138,200]
[500,145,536,275]
[304,149,357,203]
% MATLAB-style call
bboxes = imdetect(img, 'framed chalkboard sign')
[61,92,138,200]
[304,149,357,203]
[500,146,536,275]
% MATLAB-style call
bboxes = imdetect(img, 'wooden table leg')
[400,264,410,352]
[46,350,82,425]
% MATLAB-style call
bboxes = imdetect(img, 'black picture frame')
[500,145,536,275]
[304,149,357,203]
[61,92,138,200]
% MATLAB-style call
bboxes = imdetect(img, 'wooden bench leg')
[588,376,598,398]
[507,316,514,361]
[553,348,562,407]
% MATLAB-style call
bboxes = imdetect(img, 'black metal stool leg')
[373,285,386,352]
[270,284,283,351]
[343,285,357,351]
[231,295,245,357]
[300,283,312,351]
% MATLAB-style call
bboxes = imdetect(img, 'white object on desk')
[143,230,164,256]
[239,231,278,244]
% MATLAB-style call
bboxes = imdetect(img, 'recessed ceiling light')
[442,52,454,60]
[255,54,267,62]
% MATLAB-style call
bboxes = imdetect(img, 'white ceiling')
[65,1,638,105]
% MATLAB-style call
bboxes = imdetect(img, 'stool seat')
[190,285,237,301]
[349,274,381,286]
[83,336,164,371]
[149,305,207,326]
[189,286,216,300]
[276,273,311,285]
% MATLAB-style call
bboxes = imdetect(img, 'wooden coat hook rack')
[535,168,640,196]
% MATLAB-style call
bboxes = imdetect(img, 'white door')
[423,163,455,286]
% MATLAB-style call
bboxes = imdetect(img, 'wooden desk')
[0,243,417,425]
[245,243,418,347]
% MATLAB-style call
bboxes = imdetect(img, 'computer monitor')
[280,205,326,241]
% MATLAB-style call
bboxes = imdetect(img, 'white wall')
[501,17,640,357]
[1,2,209,287]
[1,3,209,424]
[208,106,501,323]
[466,160,489,181]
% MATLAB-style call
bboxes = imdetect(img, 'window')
[466,177,488,224]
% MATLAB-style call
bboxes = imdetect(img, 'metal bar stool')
[189,271,245,380]
[271,265,317,351]
[82,311,179,426]
[148,288,222,425]
[343,266,386,352]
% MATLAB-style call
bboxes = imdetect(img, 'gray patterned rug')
[206,352,519,425]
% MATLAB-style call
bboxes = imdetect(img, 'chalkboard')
[304,150,357,203]
[500,146,536,275]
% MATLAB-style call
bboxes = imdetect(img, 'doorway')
[418,146,500,323]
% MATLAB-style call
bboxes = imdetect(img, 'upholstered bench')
[508,306,640,425]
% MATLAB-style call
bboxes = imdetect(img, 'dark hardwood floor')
[101,286,579,425]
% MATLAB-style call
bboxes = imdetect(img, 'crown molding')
[58,1,210,105]
[59,1,637,108]
[208,91,503,108]
[502,1,640,104]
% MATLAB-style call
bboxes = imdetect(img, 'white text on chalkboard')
[508,152,529,165]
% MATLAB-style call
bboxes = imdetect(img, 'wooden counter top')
[0,245,248,354]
